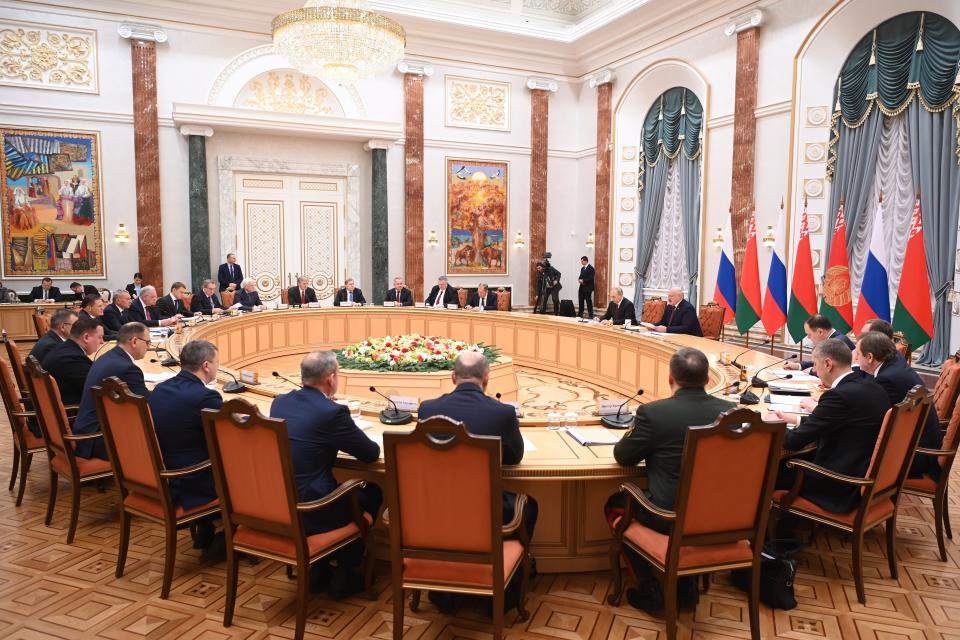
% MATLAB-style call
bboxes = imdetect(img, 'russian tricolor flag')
[854,196,890,331]
[761,207,787,336]
[714,213,736,317]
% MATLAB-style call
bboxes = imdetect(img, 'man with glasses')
[29,308,77,363]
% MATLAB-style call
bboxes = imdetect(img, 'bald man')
[643,287,702,336]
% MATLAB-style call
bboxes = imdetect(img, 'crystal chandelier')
[272,0,405,83]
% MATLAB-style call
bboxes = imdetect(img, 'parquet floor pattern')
[2,432,960,639]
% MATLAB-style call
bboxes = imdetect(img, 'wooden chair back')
[641,297,666,324]
[496,289,511,311]
[864,386,930,500]
[221,290,235,307]
[181,293,194,313]
[932,351,960,424]
[698,302,726,340]
[281,288,289,305]
[3,330,31,399]
[939,392,960,472]
[23,356,74,464]
[0,360,31,443]
[32,313,51,339]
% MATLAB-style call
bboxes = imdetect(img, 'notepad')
[143,372,175,383]
[768,403,811,415]
[565,427,620,446]
[768,393,807,406]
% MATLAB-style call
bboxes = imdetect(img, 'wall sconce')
[585,232,595,249]
[762,224,776,248]
[114,223,130,243]
[427,229,438,248]
[513,232,525,249]
[712,226,723,248]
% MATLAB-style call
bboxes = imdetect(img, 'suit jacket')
[217,262,243,292]
[40,339,91,406]
[425,285,459,307]
[190,292,223,315]
[149,371,221,509]
[784,373,891,513]
[270,387,380,532]
[102,303,128,332]
[800,330,856,369]
[333,287,366,306]
[235,289,262,311]
[126,298,161,327]
[287,286,318,306]
[614,388,735,510]
[467,291,498,310]
[73,346,150,459]
[79,309,116,341]
[155,294,186,319]
[30,286,61,302]
[600,299,638,325]
[579,264,596,291]
[30,330,65,364]
[656,299,703,336]
[384,287,413,306]
[67,290,84,302]
[125,283,142,298]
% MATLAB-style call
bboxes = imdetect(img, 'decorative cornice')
[179,125,214,137]
[363,139,393,151]
[117,21,168,42]
[587,68,614,88]
[723,8,762,37]
[396,59,434,76]
[526,76,559,92]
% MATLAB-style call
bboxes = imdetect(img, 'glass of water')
[348,400,361,419]
[547,412,563,429]
[563,411,578,428]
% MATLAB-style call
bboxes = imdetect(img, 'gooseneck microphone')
[602,389,644,429]
[730,338,772,371]
[149,358,178,370]
[751,354,798,388]
[272,371,302,388]
[369,385,412,425]
[219,368,246,393]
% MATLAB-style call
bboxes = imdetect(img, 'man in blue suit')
[72,322,151,460]
[644,287,703,336]
[270,351,381,599]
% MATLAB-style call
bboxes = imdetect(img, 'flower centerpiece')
[335,334,498,372]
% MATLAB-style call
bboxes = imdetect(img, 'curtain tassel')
[916,34,924,52]
[869,29,877,66]
[916,12,925,51]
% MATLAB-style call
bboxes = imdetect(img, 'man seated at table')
[466,283,497,311]
[288,276,318,306]
[606,347,734,614]
[765,339,890,514]
[642,287,702,336]
[30,277,61,303]
[855,331,942,479]
[333,278,365,306]
[40,316,103,408]
[598,287,637,326]
[103,290,132,333]
[64,282,84,302]
[72,322,152,460]
[235,278,264,311]
[29,308,77,364]
[156,282,188,319]
[190,279,224,316]
[785,314,855,371]
[270,351,382,598]
[149,339,223,554]
[79,294,117,341]
[384,276,413,306]
[425,275,458,308]
[126,272,144,298]
[127,285,181,327]
[417,350,538,613]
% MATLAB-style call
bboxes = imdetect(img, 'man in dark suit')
[29,308,77,364]
[786,314,856,371]
[72,322,152,460]
[40,316,104,407]
[598,287,638,326]
[66,282,85,302]
[855,331,942,479]
[78,293,118,341]
[642,287,702,336]
[102,290,131,333]
[126,272,143,298]
[217,253,243,292]
[466,283,498,311]
[333,278,366,306]
[425,276,458,308]
[235,279,264,311]
[384,277,413,306]
[156,282,188,319]
[190,280,224,316]
[127,286,180,327]
[578,256,595,319]
[608,347,735,613]
[287,276,318,306]
[29,277,61,303]
[767,338,891,513]
[270,351,382,598]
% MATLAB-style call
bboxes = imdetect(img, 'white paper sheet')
[522,435,537,452]
[565,427,620,446]
[143,372,176,383]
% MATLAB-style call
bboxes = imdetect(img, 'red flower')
[455,345,463,351]
[418,354,424,361]
[401,347,409,353]
[372,353,380,361]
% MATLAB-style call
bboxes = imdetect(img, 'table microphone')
[148,346,179,367]
[272,371,302,388]
[149,358,179,370]
[751,354,798,388]
[218,369,246,393]
[369,385,412,425]
[711,381,741,396]
[602,389,644,429]
[730,337,772,370]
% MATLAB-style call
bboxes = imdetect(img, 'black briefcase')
[558,300,576,317]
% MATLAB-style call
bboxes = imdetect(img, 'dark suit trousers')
[302,483,383,568]
[578,285,594,318]
[538,288,560,314]
[605,492,672,583]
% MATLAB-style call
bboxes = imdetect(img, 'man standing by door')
[578,256,595,319]
[217,253,244,292]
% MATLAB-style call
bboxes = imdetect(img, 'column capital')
[397,59,434,77]
[724,9,763,36]
[118,22,168,43]
[587,68,615,88]
[179,125,214,137]
[526,77,558,92]
[364,139,393,151]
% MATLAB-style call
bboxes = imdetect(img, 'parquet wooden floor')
[2,430,960,639]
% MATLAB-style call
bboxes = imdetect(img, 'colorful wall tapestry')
[446,158,507,275]
[0,128,105,278]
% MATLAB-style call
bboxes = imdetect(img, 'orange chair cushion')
[50,454,111,478]
[402,540,524,588]
[21,430,45,450]
[622,521,752,569]
[903,475,938,494]
[233,515,371,559]
[123,492,219,520]
[772,490,894,526]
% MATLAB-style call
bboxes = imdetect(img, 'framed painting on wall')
[446,158,508,275]
[0,127,105,278]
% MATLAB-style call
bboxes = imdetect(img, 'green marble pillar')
[187,134,210,293]
[371,147,388,305]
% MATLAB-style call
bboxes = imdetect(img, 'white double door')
[234,173,345,303]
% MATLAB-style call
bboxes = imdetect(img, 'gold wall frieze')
[0,20,98,94]
[445,75,511,131]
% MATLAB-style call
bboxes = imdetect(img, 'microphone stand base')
[223,381,246,393]
[739,390,760,405]
[750,378,768,388]
[601,415,634,429]
[379,410,413,425]
[160,358,179,367]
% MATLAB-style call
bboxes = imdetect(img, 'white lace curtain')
[644,158,688,290]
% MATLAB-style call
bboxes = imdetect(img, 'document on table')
[565,427,621,446]
[768,403,811,415]
[522,435,537,452]
[143,372,176,383]
[768,393,808,406]
[768,369,819,382]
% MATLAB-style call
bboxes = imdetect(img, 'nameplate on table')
[565,427,621,446]
[446,303,458,309]
[307,302,320,308]
[414,302,426,308]
[239,370,259,385]
[340,301,354,307]
[596,398,626,416]
[276,303,289,310]
[389,395,419,412]
[383,301,396,307]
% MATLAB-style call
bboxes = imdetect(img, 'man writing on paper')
[641,287,703,336]
[597,287,638,326]
[784,314,855,372]
[606,347,734,614]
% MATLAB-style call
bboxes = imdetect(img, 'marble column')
[591,70,614,308]
[182,126,213,293]
[366,140,392,305]
[726,10,763,277]
[527,77,557,304]
[399,60,433,301]
[120,22,167,291]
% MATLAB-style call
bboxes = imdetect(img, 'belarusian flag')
[819,199,853,333]
[892,195,934,348]
[735,214,762,334]
[787,201,817,342]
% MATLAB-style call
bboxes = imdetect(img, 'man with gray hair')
[28,308,77,363]
[598,286,637,326]
[425,275,458,308]
[102,289,132,333]
[126,285,180,327]
[642,287,703,336]
[190,279,224,315]
[288,275,318,306]
[270,351,382,599]
[333,278,366,306]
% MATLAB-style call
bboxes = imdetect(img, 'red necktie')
[668,306,676,326]
[144,304,152,321]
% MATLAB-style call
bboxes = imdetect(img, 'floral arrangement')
[335,334,498,372]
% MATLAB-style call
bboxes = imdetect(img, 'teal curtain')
[639,86,703,175]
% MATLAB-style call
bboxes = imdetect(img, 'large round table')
[161,308,781,572]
